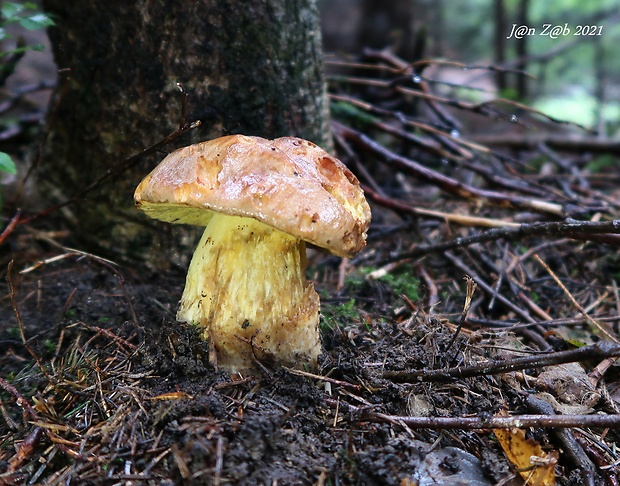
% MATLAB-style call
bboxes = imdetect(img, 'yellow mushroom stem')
[177,212,321,373]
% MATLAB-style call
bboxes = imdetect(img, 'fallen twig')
[7,261,54,382]
[467,315,620,330]
[0,209,22,246]
[443,251,546,351]
[532,253,618,344]
[0,375,38,419]
[383,341,620,383]
[326,398,620,429]
[387,219,620,263]
[283,367,362,391]
[472,133,620,154]
[363,185,521,228]
[336,122,565,216]
[525,394,596,477]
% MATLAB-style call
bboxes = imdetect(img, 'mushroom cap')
[134,135,371,257]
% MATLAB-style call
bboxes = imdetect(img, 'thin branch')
[363,185,520,228]
[335,122,565,216]
[472,134,620,154]
[388,219,620,263]
[331,73,591,133]
[331,93,468,160]
[466,315,620,330]
[326,398,620,429]
[525,394,597,473]
[18,120,201,225]
[283,367,362,391]
[0,375,38,419]
[442,251,543,341]
[532,253,618,343]
[383,341,620,383]
[7,261,54,382]
[0,80,56,114]
[0,209,22,246]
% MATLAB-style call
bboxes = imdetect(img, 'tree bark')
[357,0,418,61]
[494,0,507,92]
[40,0,330,265]
[515,0,529,99]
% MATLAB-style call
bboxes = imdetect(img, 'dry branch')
[387,219,620,263]
[471,134,620,154]
[384,341,620,383]
[363,186,520,228]
[525,394,597,475]
[335,122,566,216]
[326,398,620,430]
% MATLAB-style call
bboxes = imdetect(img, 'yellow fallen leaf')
[494,414,556,486]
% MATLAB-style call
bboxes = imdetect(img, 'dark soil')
[3,222,618,485]
[0,242,525,485]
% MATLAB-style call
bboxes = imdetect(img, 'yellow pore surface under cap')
[177,212,321,373]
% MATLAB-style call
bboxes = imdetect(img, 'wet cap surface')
[134,135,371,257]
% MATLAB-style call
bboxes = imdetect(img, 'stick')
[7,261,54,382]
[472,134,620,154]
[383,341,620,382]
[335,122,565,216]
[0,209,21,246]
[532,253,618,343]
[18,120,201,225]
[387,219,620,263]
[363,185,521,228]
[326,398,620,430]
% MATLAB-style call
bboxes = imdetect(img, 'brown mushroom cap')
[134,135,371,257]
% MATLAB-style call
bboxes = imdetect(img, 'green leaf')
[1,2,23,21]
[0,45,33,56]
[18,13,54,30]
[0,152,17,175]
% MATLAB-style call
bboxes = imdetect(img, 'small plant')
[378,270,420,301]
[321,298,361,332]
[43,339,56,354]
[0,2,54,209]
[348,265,420,302]
[0,2,54,54]
[0,151,16,206]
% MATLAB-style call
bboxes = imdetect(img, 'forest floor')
[0,238,526,485]
[3,52,620,485]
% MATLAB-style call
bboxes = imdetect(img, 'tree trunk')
[40,0,330,265]
[494,0,507,92]
[357,0,418,61]
[515,0,529,99]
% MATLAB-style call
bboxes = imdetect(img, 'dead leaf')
[494,412,556,486]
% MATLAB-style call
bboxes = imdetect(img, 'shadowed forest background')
[322,0,620,132]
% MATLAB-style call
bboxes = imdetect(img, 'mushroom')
[134,135,371,373]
